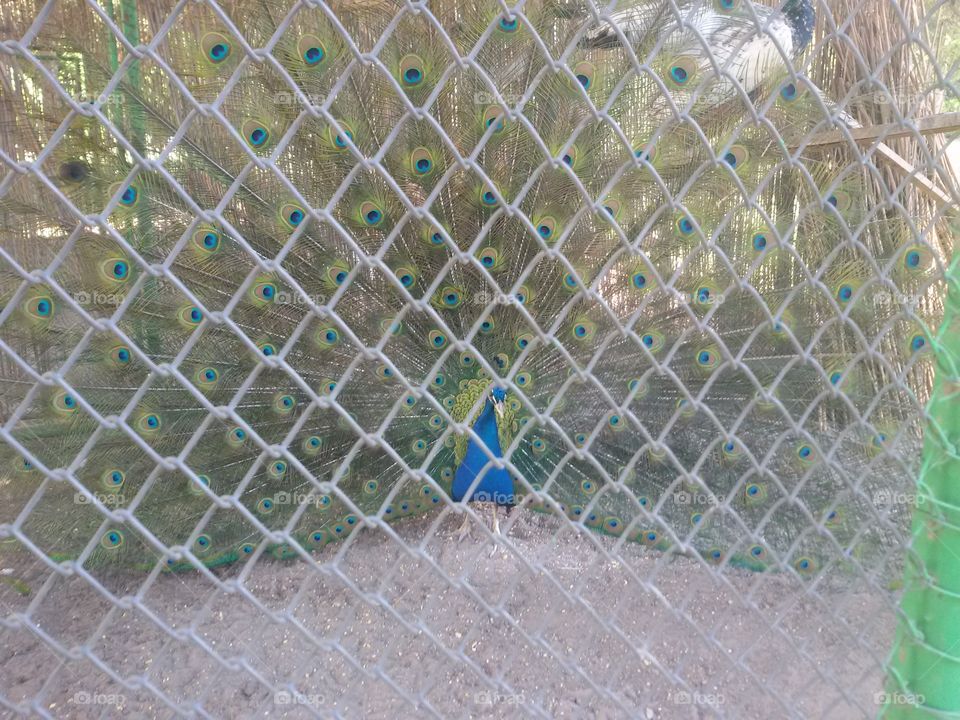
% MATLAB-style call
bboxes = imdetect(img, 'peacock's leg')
[489,504,502,557]
[456,510,472,542]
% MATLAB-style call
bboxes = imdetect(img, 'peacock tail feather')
[0,0,942,580]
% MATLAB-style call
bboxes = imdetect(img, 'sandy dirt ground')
[1,508,899,719]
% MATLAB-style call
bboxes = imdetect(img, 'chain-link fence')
[0,0,958,717]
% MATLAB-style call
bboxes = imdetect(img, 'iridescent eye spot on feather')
[825,509,841,527]
[608,413,623,430]
[410,147,434,176]
[138,413,161,435]
[25,294,54,321]
[515,333,533,351]
[562,146,579,167]
[274,393,295,415]
[101,530,124,549]
[59,160,89,183]
[100,258,129,283]
[257,497,274,514]
[836,284,854,303]
[604,517,623,535]
[100,469,127,490]
[458,352,475,368]
[316,327,340,349]
[676,215,695,236]
[666,57,697,86]
[251,281,277,304]
[640,331,664,352]
[110,345,132,366]
[744,483,767,504]
[749,544,766,560]
[572,62,595,90]
[428,414,444,431]
[375,364,394,381]
[193,228,221,254]
[498,14,518,32]
[563,273,579,291]
[696,348,719,370]
[411,438,427,455]
[752,233,768,251]
[575,433,587,447]
[910,334,927,353]
[196,366,219,389]
[259,341,277,357]
[826,189,852,212]
[359,201,384,227]
[177,305,203,329]
[118,185,138,206]
[241,120,270,149]
[515,371,532,388]
[481,189,498,206]
[364,480,379,495]
[280,203,306,229]
[572,321,595,341]
[478,247,501,270]
[632,272,648,289]
[581,479,596,494]
[440,287,462,308]
[194,534,212,553]
[328,122,355,150]
[723,145,749,170]
[303,435,322,456]
[707,547,723,563]
[400,54,425,86]
[531,437,546,454]
[690,512,703,526]
[716,0,740,10]
[901,244,932,273]
[483,106,506,133]
[780,82,798,101]
[227,427,247,448]
[603,198,621,219]
[515,285,532,305]
[188,474,210,495]
[795,557,816,574]
[201,32,232,64]
[628,378,649,397]
[428,330,447,350]
[537,216,557,241]
[298,35,326,66]
[433,373,446,387]
[480,318,495,334]
[269,460,287,479]
[797,443,815,464]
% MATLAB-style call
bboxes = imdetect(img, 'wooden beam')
[799,111,960,149]
[873,143,953,206]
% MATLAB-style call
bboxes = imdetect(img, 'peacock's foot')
[456,512,472,542]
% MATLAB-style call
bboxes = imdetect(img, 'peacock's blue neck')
[783,0,815,53]
[452,399,515,505]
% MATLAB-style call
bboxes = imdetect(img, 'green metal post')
[885,246,960,717]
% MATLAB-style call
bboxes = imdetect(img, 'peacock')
[0,0,940,581]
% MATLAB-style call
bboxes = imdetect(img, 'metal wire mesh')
[0,0,958,717]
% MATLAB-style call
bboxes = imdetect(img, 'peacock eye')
[119,185,138,206]
[780,82,798,101]
[202,32,233,64]
[400,54,425,86]
[498,15,518,32]
[298,35,327,67]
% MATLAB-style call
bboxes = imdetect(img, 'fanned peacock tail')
[0,0,941,578]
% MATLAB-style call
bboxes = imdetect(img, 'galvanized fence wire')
[0,0,957,717]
